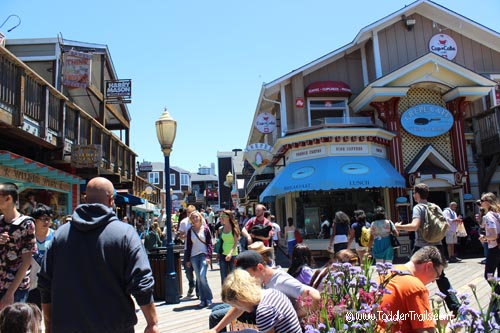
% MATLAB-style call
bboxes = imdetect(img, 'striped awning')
[0,150,85,192]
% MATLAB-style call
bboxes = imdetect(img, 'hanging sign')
[244,143,273,173]
[254,112,276,134]
[429,34,457,60]
[62,50,92,88]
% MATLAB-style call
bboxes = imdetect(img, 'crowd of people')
[0,179,498,332]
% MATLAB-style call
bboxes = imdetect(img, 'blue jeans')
[0,288,29,304]
[287,239,297,256]
[219,254,236,285]
[190,253,213,302]
[183,250,196,291]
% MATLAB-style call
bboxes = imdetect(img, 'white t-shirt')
[272,222,280,241]
[443,207,458,232]
[484,211,500,249]
[178,217,191,249]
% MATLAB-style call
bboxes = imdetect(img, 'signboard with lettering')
[429,34,457,60]
[254,112,277,134]
[401,104,453,138]
[138,162,153,172]
[0,165,71,192]
[62,50,92,88]
[105,79,132,104]
[330,144,369,155]
[244,143,273,174]
[291,146,326,161]
[71,145,102,168]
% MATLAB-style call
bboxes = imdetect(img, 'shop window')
[170,174,176,186]
[148,172,160,185]
[180,174,189,186]
[308,98,349,126]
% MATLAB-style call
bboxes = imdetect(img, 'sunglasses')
[220,214,229,218]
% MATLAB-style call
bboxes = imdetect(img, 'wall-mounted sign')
[295,98,305,108]
[244,143,273,173]
[401,104,453,138]
[292,146,326,161]
[0,165,71,192]
[138,161,153,172]
[105,79,132,104]
[330,144,369,155]
[71,145,102,168]
[62,50,92,88]
[254,112,276,134]
[429,34,457,60]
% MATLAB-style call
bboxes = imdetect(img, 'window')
[170,174,176,186]
[308,98,349,126]
[181,174,189,186]
[148,172,160,185]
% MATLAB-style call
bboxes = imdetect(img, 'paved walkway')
[134,256,492,332]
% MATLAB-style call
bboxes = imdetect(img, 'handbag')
[389,222,401,249]
[214,228,223,254]
[294,229,303,243]
[456,223,467,238]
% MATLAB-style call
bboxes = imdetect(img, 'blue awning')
[116,190,145,206]
[259,156,405,202]
[114,194,129,205]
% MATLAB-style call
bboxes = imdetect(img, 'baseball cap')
[235,250,265,269]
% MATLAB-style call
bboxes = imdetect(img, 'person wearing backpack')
[395,182,460,315]
[347,210,370,261]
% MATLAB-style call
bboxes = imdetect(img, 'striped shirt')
[256,289,302,333]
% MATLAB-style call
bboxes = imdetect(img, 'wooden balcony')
[134,176,162,205]
[473,105,500,157]
[0,46,136,183]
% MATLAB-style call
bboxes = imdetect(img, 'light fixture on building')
[402,15,416,31]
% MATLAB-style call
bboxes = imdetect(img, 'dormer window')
[308,97,349,126]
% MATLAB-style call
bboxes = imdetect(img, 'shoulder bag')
[214,227,224,254]
[389,221,401,249]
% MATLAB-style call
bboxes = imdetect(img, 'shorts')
[354,242,368,252]
[446,231,458,244]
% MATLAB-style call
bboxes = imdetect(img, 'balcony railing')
[288,116,375,135]
[0,47,136,182]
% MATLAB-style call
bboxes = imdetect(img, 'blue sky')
[3,1,500,173]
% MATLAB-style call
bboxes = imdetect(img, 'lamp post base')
[164,271,180,304]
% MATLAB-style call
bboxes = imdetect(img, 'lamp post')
[155,107,179,304]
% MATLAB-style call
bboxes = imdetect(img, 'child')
[0,302,42,333]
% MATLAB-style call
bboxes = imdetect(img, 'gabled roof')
[171,166,191,174]
[261,0,500,97]
[405,144,457,174]
[350,52,497,112]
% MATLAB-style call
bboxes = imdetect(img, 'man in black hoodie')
[38,177,158,333]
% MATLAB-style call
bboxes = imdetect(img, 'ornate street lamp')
[155,107,179,304]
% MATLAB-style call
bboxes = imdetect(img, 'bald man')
[38,177,158,333]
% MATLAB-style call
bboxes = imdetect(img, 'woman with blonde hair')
[221,269,302,333]
[186,210,214,308]
[216,210,240,284]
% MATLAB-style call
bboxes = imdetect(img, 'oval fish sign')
[400,104,453,138]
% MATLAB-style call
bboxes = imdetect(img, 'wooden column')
[446,97,471,193]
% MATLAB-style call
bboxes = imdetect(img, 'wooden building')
[244,0,500,256]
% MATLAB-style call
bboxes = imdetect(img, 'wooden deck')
[134,256,492,332]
